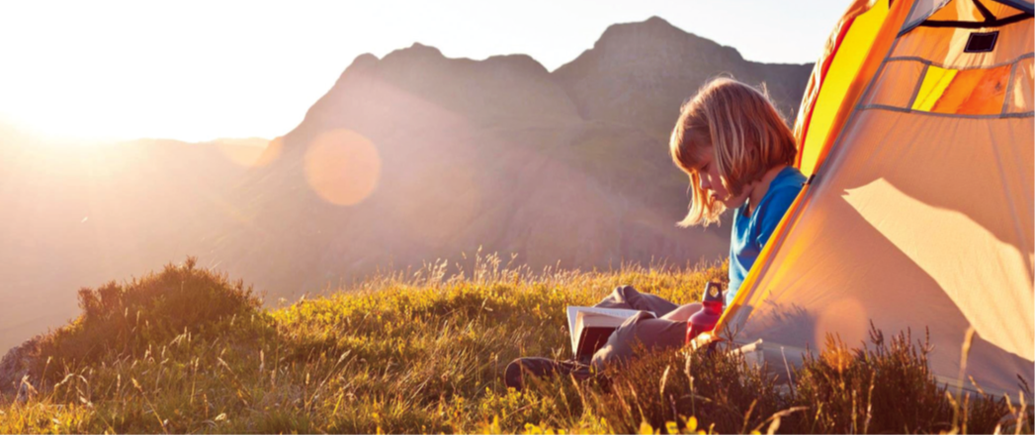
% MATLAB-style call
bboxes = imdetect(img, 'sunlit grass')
[0,253,1029,433]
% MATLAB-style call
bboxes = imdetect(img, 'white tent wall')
[730,110,1033,397]
[724,0,1034,399]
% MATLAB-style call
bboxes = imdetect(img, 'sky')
[0,1,851,144]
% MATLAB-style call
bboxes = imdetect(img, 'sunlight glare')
[304,129,381,206]
[215,137,279,168]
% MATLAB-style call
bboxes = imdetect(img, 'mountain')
[0,16,813,354]
[198,16,812,298]
[555,17,811,139]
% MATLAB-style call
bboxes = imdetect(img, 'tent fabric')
[901,0,1035,34]
[794,0,892,178]
[910,63,1014,113]
[926,0,1023,21]
[1006,56,1034,112]
[903,0,954,33]
[716,0,1034,399]
[999,0,1035,13]
[893,19,1033,69]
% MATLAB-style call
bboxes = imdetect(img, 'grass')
[0,252,1030,434]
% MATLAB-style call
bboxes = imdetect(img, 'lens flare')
[304,129,381,206]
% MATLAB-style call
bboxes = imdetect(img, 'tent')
[712,0,1034,399]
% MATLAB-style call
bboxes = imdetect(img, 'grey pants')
[590,285,688,369]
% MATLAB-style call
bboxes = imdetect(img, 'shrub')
[32,257,261,380]
[786,324,1031,434]
[591,346,782,434]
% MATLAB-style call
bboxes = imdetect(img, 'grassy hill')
[0,256,1029,434]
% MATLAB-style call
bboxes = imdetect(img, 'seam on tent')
[887,52,1035,70]
[724,15,907,332]
[813,39,904,183]
[859,104,915,113]
[795,6,865,171]
[907,63,931,109]
[1002,59,1021,115]
[859,47,905,112]
[974,0,999,21]
[720,183,810,328]
[858,104,1035,118]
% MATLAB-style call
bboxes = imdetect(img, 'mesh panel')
[912,63,1011,114]
[903,0,955,31]
[1005,56,1035,113]
[862,60,928,108]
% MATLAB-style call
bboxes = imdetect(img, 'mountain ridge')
[201,15,811,298]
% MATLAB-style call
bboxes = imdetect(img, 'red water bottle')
[686,282,724,344]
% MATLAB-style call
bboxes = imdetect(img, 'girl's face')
[696,149,752,210]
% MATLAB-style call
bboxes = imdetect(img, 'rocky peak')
[551,16,809,141]
[287,41,579,149]
[380,42,445,65]
[618,16,741,61]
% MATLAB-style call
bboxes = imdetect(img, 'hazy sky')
[0,1,850,143]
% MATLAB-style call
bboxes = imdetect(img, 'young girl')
[505,77,807,390]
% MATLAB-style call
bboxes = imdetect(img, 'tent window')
[891,18,1032,70]
[911,63,1012,114]
[863,60,928,108]
[964,31,1000,52]
[1004,56,1034,113]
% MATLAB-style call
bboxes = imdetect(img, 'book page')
[566,306,656,356]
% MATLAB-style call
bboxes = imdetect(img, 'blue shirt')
[727,166,806,305]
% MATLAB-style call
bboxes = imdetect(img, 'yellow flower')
[665,421,679,434]
[687,416,698,433]
[638,421,657,435]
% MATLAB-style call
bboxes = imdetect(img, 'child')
[505,77,807,390]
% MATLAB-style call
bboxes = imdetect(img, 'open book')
[566,306,656,361]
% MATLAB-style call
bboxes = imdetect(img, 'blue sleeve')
[754,187,799,248]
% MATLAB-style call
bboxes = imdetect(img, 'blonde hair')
[669,77,798,227]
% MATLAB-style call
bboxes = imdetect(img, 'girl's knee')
[660,302,703,322]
